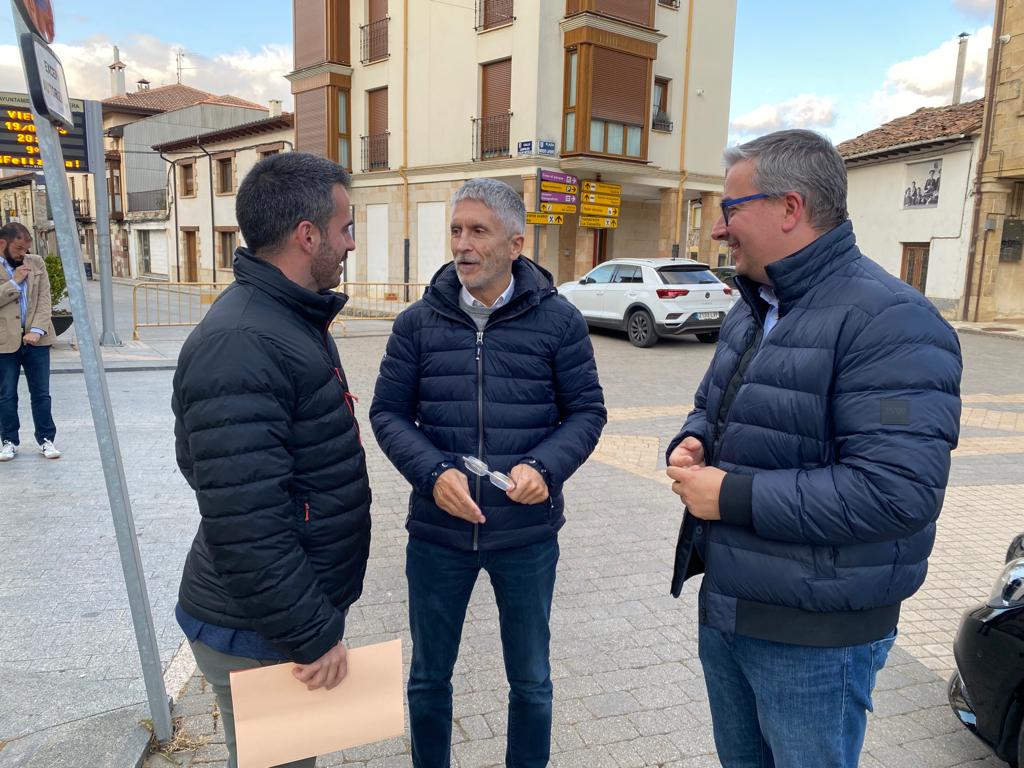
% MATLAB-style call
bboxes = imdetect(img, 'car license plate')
[697,312,719,321]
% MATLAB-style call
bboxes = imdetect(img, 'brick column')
[698,191,722,266]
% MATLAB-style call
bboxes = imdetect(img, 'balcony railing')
[652,110,674,132]
[472,113,512,161]
[360,17,389,63]
[658,0,681,8]
[361,132,390,172]
[72,198,91,219]
[475,0,514,31]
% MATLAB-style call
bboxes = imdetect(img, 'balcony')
[652,110,674,132]
[658,0,681,7]
[360,17,389,64]
[72,198,91,220]
[472,113,512,161]
[361,132,390,172]
[475,0,514,31]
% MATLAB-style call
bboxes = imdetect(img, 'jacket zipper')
[304,501,310,522]
[334,366,361,444]
[474,329,484,551]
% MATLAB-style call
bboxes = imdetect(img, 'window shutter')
[295,89,329,156]
[368,88,388,136]
[591,47,647,125]
[369,0,387,22]
[593,0,652,26]
[481,59,512,117]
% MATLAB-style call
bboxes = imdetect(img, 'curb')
[953,327,1024,343]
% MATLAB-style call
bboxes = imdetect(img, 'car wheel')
[627,309,657,348]
[697,331,719,344]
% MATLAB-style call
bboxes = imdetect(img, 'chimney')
[268,99,282,117]
[109,45,127,96]
[952,32,969,105]
[137,78,151,91]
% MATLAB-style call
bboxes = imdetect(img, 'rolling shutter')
[481,58,512,117]
[368,88,388,135]
[591,47,647,125]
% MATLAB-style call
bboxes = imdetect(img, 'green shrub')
[44,255,68,310]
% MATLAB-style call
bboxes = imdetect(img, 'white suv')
[558,258,735,347]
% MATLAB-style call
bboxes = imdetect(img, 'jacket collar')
[232,247,348,328]
[734,220,859,313]
[424,256,556,318]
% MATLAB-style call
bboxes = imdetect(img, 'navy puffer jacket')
[173,249,371,664]
[667,222,962,646]
[370,256,606,551]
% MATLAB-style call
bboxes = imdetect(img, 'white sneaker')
[0,441,16,461]
[37,439,61,459]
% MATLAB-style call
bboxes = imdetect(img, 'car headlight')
[987,557,1024,608]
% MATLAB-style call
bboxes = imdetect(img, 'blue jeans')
[0,343,55,446]
[698,624,896,768]
[406,537,559,768]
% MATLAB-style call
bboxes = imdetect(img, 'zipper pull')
[304,502,310,522]
[476,330,483,361]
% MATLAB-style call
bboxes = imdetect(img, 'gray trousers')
[189,639,317,768]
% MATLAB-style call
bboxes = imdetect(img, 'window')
[900,244,930,293]
[107,159,123,216]
[589,47,648,159]
[180,162,195,197]
[216,156,234,194]
[652,77,672,131]
[583,263,616,284]
[217,229,238,269]
[337,89,351,170]
[658,266,720,285]
[477,0,514,30]
[360,0,389,63]
[563,49,578,153]
[256,142,283,159]
[613,265,644,284]
[138,230,152,274]
[475,59,512,160]
[363,87,389,171]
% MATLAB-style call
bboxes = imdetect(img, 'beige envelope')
[230,639,404,768]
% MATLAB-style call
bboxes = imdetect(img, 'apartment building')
[288,0,736,284]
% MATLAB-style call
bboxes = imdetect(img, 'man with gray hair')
[665,129,962,767]
[370,177,606,767]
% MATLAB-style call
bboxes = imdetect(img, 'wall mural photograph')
[903,159,942,208]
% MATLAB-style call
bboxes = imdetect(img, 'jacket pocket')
[811,545,837,579]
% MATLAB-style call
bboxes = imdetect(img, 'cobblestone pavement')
[0,325,1020,767]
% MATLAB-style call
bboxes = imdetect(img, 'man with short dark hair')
[370,177,606,767]
[172,152,371,768]
[666,129,962,767]
[0,222,60,461]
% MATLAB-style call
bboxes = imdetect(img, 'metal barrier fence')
[132,281,429,340]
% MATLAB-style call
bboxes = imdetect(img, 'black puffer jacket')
[173,248,371,664]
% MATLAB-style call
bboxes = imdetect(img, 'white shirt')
[460,275,515,309]
[759,284,779,346]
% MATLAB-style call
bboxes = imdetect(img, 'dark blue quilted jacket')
[370,256,606,551]
[667,222,962,646]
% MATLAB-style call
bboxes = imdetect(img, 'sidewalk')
[950,319,1024,342]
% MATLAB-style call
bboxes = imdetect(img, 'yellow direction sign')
[582,180,621,195]
[540,180,578,195]
[526,212,564,225]
[581,203,619,217]
[540,202,577,214]
[580,216,619,229]
[582,192,621,206]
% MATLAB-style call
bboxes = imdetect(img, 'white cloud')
[0,35,293,108]
[864,26,990,126]
[952,0,996,19]
[729,94,837,141]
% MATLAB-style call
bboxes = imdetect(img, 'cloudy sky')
[0,0,999,145]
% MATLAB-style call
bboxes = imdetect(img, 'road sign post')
[11,0,171,742]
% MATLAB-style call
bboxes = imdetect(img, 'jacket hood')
[233,247,348,328]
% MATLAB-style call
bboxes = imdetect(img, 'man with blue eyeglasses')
[370,178,606,768]
[665,130,962,767]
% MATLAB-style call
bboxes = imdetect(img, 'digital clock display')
[0,92,88,172]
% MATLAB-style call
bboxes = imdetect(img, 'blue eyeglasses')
[720,193,772,224]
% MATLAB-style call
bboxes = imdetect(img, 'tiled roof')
[102,84,267,114]
[837,99,984,159]
[152,114,294,152]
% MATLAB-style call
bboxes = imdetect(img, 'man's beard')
[1,245,21,267]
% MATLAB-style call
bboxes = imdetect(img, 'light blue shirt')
[460,275,515,309]
[759,284,779,347]
[2,257,46,337]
